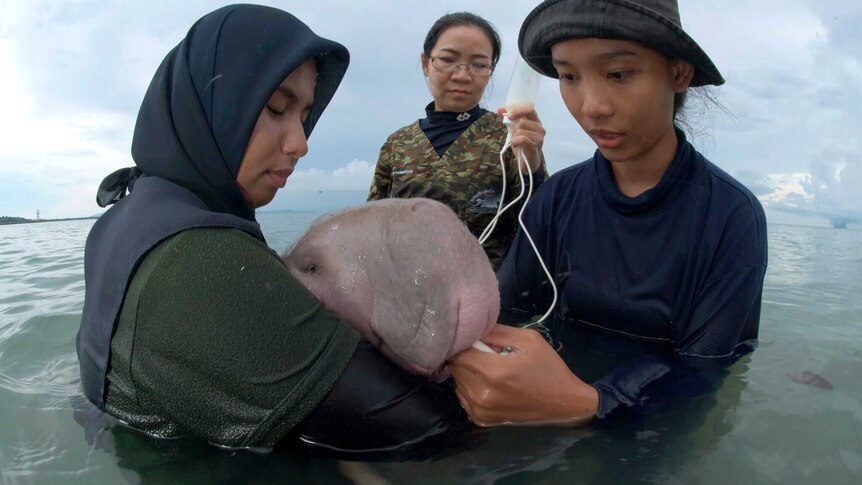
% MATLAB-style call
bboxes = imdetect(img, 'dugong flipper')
[283,198,499,377]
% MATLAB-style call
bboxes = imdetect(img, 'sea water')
[1,215,860,484]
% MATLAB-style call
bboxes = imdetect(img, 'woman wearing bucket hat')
[449,0,766,426]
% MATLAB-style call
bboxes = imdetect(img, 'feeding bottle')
[503,54,542,126]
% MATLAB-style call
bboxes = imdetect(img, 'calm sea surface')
[1,214,860,484]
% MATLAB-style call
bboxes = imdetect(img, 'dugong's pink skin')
[283,198,499,377]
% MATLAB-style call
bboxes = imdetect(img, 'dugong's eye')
[305,264,317,274]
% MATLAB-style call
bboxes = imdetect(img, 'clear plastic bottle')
[503,54,542,125]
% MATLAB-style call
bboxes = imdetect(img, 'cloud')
[289,159,375,192]
[0,104,134,218]
[759,3,862,226]
[1,0,860,225]
[800,154,862,223]
[752,158,862,227]
[765,173,813,206]
[264,160,374,213]
[687,0,862,228]
[734,171,778,197]
[0,1,173,218]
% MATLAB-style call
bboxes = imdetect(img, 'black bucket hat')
[518,0,724,87]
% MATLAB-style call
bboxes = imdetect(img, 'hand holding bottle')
[498,106,545,173]
[500,55,545,173]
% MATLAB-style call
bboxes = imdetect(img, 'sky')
[0,0,860,227]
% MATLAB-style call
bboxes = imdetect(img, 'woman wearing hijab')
[77,4,463,451]
[450,0,767,426]
[367,12,548,270]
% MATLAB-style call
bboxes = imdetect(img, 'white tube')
[495,55,558,329]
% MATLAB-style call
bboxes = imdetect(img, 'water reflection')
[360,324,750,484]
[71,392,487,484]
[767,225,860,293]
[66,317,748,483]
[3,220,862,482]
[72,393,353,484]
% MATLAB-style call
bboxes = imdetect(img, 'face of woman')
[421,25,494,113]
[236,60,317,209]
[551,38,692,169]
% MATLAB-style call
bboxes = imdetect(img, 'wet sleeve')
[500,225,738,420]
[284,341,475,456]
[576,279,759,420]
[675,202,767,358]
[592,354,731,420]
[126,228,360,448]
[594,205,767,419]
[367,139,394,201]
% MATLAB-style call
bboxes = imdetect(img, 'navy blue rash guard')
[496,129,767,419]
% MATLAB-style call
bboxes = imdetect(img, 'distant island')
[828,217,858,229]
[0,216,98,226]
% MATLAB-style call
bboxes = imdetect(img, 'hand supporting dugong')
[283,198,499,378]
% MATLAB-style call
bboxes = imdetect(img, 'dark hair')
[423,12,502,67]
[673,91,687,119]
[674,86,729,135]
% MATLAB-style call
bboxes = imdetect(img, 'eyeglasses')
[430,56,494,78]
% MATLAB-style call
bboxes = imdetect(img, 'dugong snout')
[283,198,499,376]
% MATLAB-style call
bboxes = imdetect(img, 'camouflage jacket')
[367,111,548,270]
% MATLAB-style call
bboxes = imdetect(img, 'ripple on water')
[0,313,81,401]
[24,273,86,290]
[0,219,860,482]
[0,302,37,316]
[8,435,62,469]
[0,248,24,258]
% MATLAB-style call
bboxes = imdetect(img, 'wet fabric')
[368,111,548,270]
[96,167,142,207]
[104,228,360,447]
[78,4,349,410]
[106,227,471,449]
[288,341,472,455]
[419,102,488,156]
[497,129,766,418]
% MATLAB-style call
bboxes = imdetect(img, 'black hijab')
[77,4,349,409]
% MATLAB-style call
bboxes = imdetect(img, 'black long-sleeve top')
[496,130,767,418]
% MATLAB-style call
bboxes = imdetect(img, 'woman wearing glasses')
[367,12,548,270]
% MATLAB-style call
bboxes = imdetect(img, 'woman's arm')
[449,324,598,426]
[113,228,359,447]
[452,201,767,425]
[115,228,468,449]
[287,340,471,454]
[587,203,766,419]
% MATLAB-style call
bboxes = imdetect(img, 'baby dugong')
[283,198,499,378]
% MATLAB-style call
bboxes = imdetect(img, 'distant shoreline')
[0,216,98,226]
